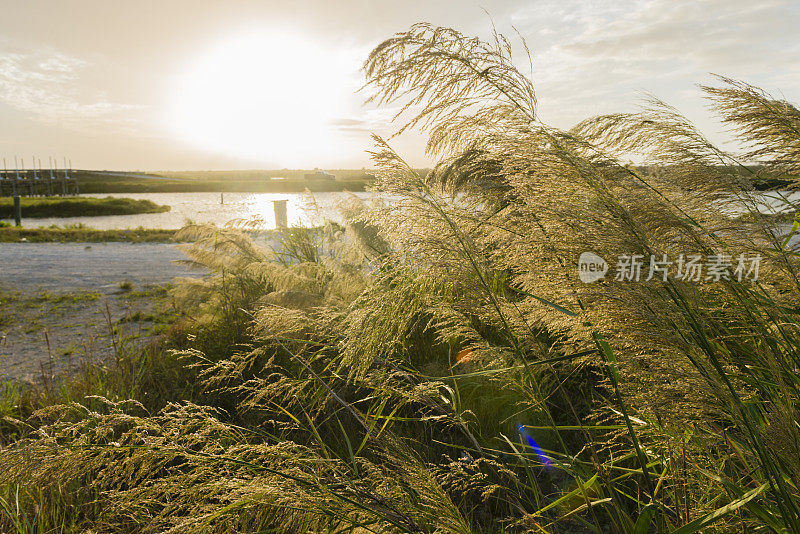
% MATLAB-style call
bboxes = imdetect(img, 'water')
[4,192,374,230]
[4,189,800,235]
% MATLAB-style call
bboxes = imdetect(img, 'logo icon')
[578,252,608,283]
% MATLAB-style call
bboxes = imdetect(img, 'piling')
[0,159,78,197]
[13,195,21,226]
[273,199,288,228]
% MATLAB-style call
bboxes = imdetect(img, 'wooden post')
[13,195,21,226]
[13,156,20,197]
[273,199,288,228]
[23,158,33,195]
[48,157,56,196]
[40,158,51,196]
[63,158,69,195]
[69,159,78,195]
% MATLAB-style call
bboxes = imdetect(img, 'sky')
[0,0,798,171]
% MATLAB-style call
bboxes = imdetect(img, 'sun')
[169,30,360,167]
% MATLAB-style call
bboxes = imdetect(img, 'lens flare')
[518,424,553,468]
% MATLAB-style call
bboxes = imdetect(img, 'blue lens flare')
[517,424,553,468]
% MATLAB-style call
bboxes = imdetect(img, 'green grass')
[0,225,178,243]
[0,196,170,219]
[34,289,101,304]
[1,25,800,534]
[118,280,134,292]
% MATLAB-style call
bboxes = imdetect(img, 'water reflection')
[3,192,374,230]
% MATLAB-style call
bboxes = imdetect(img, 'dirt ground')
[0,243,201,382]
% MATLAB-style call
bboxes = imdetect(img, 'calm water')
[6,192,374,230]
[4,190,800,234]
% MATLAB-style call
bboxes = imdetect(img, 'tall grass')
[0,196,170,218]
[1,23,799,532]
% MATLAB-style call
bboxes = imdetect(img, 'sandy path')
[0,243,201,382]
[0,242,198,292]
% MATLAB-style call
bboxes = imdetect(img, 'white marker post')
[273,199,288,229]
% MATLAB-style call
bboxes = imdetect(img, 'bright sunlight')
[169,30,360,166]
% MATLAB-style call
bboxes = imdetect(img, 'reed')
[1,23,799,533]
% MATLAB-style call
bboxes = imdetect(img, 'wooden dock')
[0,169,79,197]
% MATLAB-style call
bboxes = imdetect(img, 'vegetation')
[155,169,378,181]
[75,170,379,193]
[32,289,102,304]
[0,196,170,219]
[0,225,178,243]
[2,24,800,532]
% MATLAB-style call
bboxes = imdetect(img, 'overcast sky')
[1,0,798,170]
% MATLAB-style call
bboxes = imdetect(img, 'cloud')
[558,0,795,68]
[0,45,142,133]
[0,0,797,168]
[330,107,401,136]
[505,0,800,131]
[330,117,373,134]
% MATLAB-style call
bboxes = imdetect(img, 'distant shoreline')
[79,180,372,194]
[74,169,379,194]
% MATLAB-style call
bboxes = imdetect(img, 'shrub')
[2,24,800,532]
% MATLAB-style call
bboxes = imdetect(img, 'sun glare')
[169,31,360,166]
